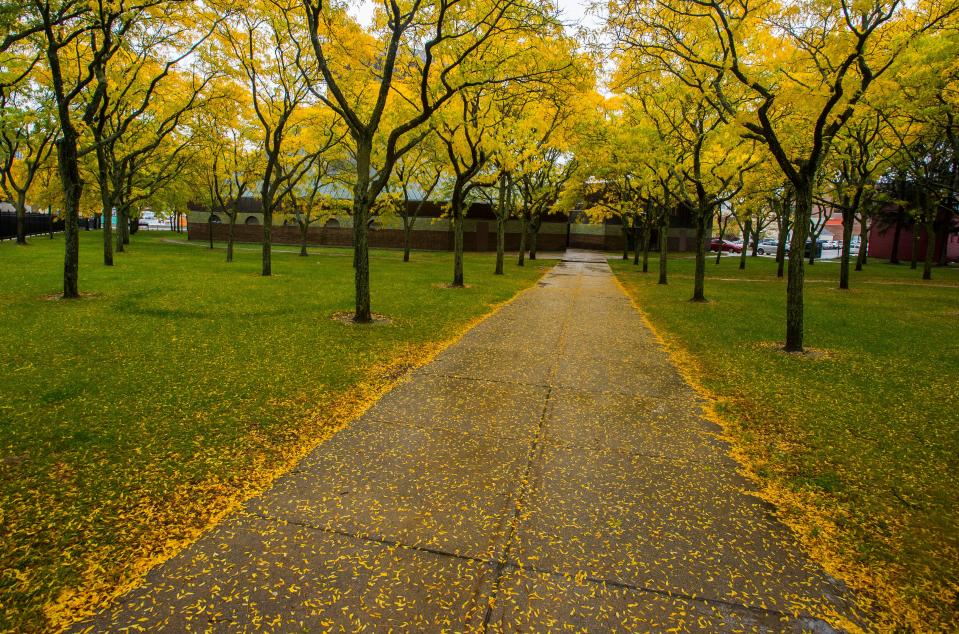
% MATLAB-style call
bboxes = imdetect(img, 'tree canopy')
[0,0,955,339]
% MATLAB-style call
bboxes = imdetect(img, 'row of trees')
[1,0,591,320]
[2,0,957,349]
[594,0,958,351]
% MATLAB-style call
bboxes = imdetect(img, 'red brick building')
[186,198,700,253]
[868,224,959,263]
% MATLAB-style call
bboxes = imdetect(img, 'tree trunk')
[910,225,919,269]
[633,216,641,265]
[96,146,112,260]
[495,172,507,275]
[739,218,751,270]
[261,202,272,276]
[226,215,235,262]
[641,224,650,272]
[351,143,373,322]
[839,209,854,289]
[300,223,308,256]
[776,229,788,278]
[116,207,126,253]
[889,216,902,264]
[621,224,629,260]
[714,216,724,265]
[402,218,412,262]
[102,201,114,265]
[15,192,27,244]
[352,202,371,319]
[97,173,113,266]
[775,204,791,279]
[855,219,869,270]
[517,212,527,267]
[452,189,465,287]
[784,185,812,352]
[48,206,54,239]
[692,211,708,302]
[495,217,505,275]
[658,217,668,285]
[529,223,538,261]
[923,220,934,280]
[57,133,82,298]
[751,222,760,256]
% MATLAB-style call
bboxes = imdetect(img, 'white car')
[137,211,170,230]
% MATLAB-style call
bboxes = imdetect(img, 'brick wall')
[186,220,699,253]
[188,221,569,252]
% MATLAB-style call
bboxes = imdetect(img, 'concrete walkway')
[78,251,858,632]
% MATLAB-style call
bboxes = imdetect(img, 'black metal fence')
[0,211,66,240]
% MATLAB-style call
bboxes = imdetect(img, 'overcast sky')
[556,0,597,28]
[348,0,600,33]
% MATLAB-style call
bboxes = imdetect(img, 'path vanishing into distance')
[77,251,860,632]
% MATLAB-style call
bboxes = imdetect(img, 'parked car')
[756,239,779,256]
[785,240,826,258]
[709,238,743,253]
[137,210,169,230]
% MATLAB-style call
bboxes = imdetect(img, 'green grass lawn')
[611,254,959,631]
[0,231,552,632]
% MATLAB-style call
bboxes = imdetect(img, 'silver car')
[756,239,779,256]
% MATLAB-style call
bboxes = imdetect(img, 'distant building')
[868,222,959,263]
[185,197,701,252]
[868,205,959,263]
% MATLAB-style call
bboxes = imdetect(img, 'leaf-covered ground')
[611,254,959,632]
[68,253,861,633]
[0,232,551,632]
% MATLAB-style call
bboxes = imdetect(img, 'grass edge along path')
[610,268,955,633]
[38,260,551,632]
